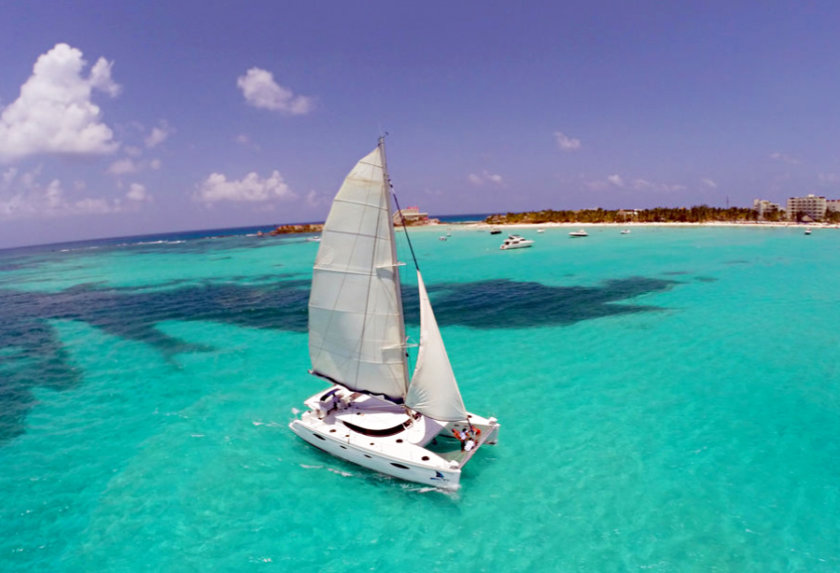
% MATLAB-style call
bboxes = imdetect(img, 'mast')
[307,141,410,401]
[378,136,411,388]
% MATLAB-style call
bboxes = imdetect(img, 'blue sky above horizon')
[1,1,839,248]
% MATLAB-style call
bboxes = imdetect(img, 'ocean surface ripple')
[1,226,839,572]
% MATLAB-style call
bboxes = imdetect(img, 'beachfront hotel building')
[786,194,827,221]
[753,199,781,220]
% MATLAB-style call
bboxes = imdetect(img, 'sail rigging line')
[390,188,421,273]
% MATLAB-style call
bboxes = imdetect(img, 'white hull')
[289,386,500,489]
[500,235,534,250]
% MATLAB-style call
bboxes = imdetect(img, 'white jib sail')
[406,270,468,422]
[308,144,409,400]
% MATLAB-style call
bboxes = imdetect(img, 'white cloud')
[235,133,261,151]
[149,158,161,170]
[554,131,581,151]
[2,167,17,185]
[108,158,138,175]
[194,170,296,204]
[237,68,313,114]
[607,174,624,187]
[126,182,149,201]
[585,174,685,193]
[305,189,323,208]
[145,121,172,148]
[702,178,718,189]
[0,171,130,219]
[0,43,121,162]
[770,152,800,165]
[467,171,504,186]
[73,197,113,214]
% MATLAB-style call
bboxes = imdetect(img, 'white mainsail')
[405,271,468,422]
[308,144,409,400]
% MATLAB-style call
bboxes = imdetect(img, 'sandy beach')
[417,220,839,232]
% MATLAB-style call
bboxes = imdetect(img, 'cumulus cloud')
[237,68,313,114]
[145,121,172,148]
[0,43,121,162]
[194,170,296,204]
[2,167,17,186]
[305,189,324,208]
[127,182,149,202]
[607,174,624,187]
[770,152,800,165]
[108,158,138,175]
[467,171,504,186]
[554,131,581,151]
[234,133,261,151]
[631,178,685,192]
[0,170,137,219]
[585,174,685,193]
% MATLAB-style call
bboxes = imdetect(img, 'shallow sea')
[1,224,839,572]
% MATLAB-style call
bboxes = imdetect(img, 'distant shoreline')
[411,220,838,231]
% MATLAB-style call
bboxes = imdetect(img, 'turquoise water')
[1,226,839,571]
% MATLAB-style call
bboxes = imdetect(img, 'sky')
[1,1,839,248]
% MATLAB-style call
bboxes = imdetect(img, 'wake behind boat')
[289,139,500,489]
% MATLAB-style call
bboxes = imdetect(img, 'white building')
[753,199,780,219]
[393,206,430,226]
[786,194,826,221]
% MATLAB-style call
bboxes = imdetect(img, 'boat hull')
[289,387,500,489]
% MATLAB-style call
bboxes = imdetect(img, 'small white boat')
[537,229,545,234]
[620,229,631,235]
[804,228,812,235]
[490,228,502,235]
[569,229,588,237]
[306,236,322,242]
[499,234,534,250]
[289,139,499,490]
[439,235,448,241]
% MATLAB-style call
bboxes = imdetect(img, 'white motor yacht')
[499,234,534,250]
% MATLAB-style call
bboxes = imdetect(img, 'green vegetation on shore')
[485,206,840,225]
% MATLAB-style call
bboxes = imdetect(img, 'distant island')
[258,204,840,237]
[484,205,840,225]
[259,223,323,236]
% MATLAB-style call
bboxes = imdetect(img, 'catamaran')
[289,139,500,489]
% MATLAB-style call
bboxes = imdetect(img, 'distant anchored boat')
[569,229,588,237]
[500,234,534,250]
